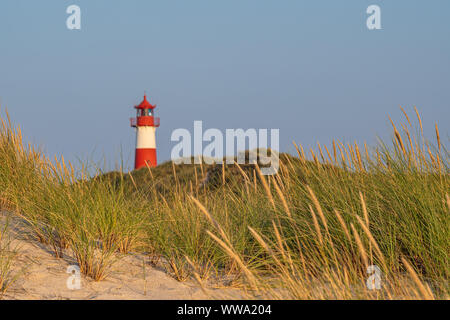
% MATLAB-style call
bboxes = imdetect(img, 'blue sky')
[1,0,449,171]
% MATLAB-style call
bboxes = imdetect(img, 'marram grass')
[0,108,448,299]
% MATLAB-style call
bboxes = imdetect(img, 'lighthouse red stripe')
[135,148,157,169]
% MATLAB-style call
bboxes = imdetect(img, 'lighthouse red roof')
[135,95,156,109]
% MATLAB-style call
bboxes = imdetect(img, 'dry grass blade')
[292,141,305,163]
[350,223,368,267]
[271,221,290,265]
[248,226,275,257]
[206,230,258,291]
[272,176,291,218]
[399,105,412,127]
[435,123,441,152]
[414,106,424,138]
[222,162,226,185]
[355,215,386,268]
[255,162,276,210]
[401,257,434,300]
[307,186,329,234]
[359,191,369,227]
[233,161,250,182]
[185,255,208,296]
[309,205,323,246]
[128,172,138,190]
[334,209,352,244]
[190,195,232,247]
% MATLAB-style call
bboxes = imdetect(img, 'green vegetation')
[0,218,18,297]
[0,109,448,299]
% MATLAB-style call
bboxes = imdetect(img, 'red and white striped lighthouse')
[130,94,160,169]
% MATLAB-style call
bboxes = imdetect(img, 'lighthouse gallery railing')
[130,116,160,127]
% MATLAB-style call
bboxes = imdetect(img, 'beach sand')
[0,212,244,300]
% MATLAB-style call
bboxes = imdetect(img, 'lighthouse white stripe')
[136,126,156,149]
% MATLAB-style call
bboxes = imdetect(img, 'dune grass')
[0,218,18,297]
[0,108,448,299]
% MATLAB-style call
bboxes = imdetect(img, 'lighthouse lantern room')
[130,94,160,169]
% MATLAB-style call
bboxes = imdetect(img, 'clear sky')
[1,0,449,171]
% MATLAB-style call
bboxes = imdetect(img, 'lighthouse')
[130,94,160,169]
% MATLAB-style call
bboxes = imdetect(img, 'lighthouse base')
[135,148,157,169]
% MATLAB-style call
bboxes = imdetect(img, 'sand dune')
[1,213,244,300]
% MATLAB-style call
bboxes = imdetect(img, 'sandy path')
[0,212,244,300]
